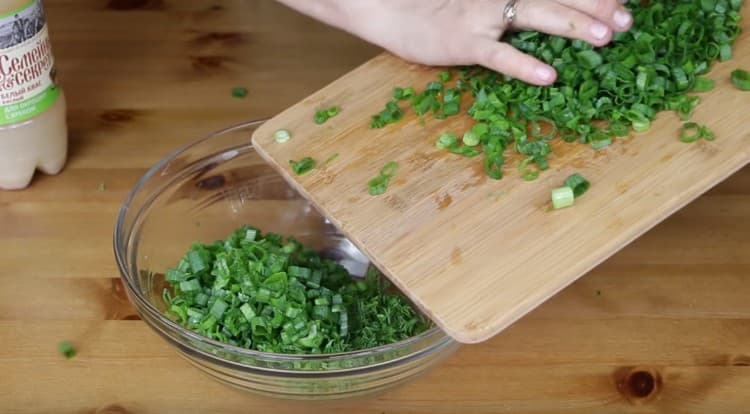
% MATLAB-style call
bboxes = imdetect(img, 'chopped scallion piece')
[518,157,539,181]
[58,341,76,359]
[693,77,715,92]
[436,132,458,150]
[231,87,248,98]
[564,173,590,198]
[462,131,480,147]
[551,186,575,209]
[731,69,750,91]
[392,87,404,100]
[368,177,388,195]
[368,161,398,195]
[719,44,733,61]
[289,157,316,175]
[631,120,651,133]
[314,106,341,125]
[680,122,715,143]
[274,129,291,143]
[380,161,398,177]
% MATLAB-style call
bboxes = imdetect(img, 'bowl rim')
[113,119,450,364]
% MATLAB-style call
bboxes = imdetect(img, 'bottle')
[0,0,67,190]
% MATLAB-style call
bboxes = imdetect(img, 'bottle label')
[0,0,60,126]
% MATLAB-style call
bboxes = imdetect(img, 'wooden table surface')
[1,1,748,413]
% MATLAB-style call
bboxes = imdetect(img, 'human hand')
[278,0,633,86]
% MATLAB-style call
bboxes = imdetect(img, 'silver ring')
[503,0,520,27]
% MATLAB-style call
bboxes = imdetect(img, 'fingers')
[554,0,633,32]
[469,0,634,84]
[512,0,630,46]
[473,38,557,86]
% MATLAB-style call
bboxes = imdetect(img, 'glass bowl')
[113,120,459,400]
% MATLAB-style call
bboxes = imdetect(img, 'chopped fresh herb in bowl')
[162,225,430,354]
[114,120,457,399]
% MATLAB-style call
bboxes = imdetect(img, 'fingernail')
[590,22,608,40]
[614,10,632,28]
[535,66,555,82]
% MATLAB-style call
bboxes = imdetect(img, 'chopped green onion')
[484,152,504,180]
[368,176,389,196]
[731,69,750,91]
[436,132,458,150]
[179,279,200,292]
[380,161,398,177]
[693,77,715,92]
[442,102,460,116]
[426,81,443,93]
[240,303,256,321]
[368,0,740,181]
[564,173,590,197]
[590,138,612,150]
[719,44,733,61]
[609,122,629,137]
[289,157,316,175]
[632,120,651,133]
[164,226,430,354]
[462,131,480,147]
[370,101,404,128]
[439,71,452,82]
[519,157,539,181]
[274,129,291,143]
[314,106,341,125]
[450,145,481,157]
[679,122,703,143]
[551,186,575,209]
[98,182,106,192]
[530,118,558,141]
[393,86,417,101]
[210,299,228,319]
[392,87,404,100]
[701,125,716,141]
[368,161,398,195]
[231,87,248,98]
[58,341,76,359]
[680,122,715,143]
[576,50,603,69]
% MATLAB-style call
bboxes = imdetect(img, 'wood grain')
[251,10,750,343]
[0,0,748,412]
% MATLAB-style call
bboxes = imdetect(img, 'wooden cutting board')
[251,13,750,344]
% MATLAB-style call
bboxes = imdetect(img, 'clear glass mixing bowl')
[113,120,459,400]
